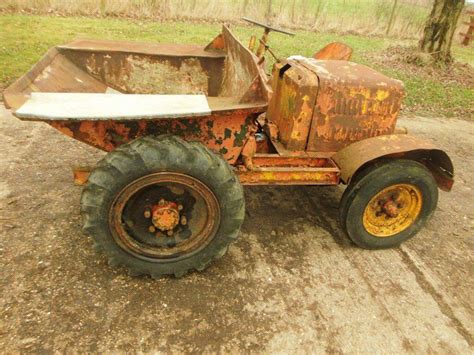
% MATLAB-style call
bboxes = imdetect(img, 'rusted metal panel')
[3,41,226,108]
[252,155,331,168]
[3,26,270,168]
[241,128,258,170]
[266,60,318,151]
[205,33,225,51]
[270,140,333,158]
[3,49,107,110]
[73,166,92,186]
[314,42,353,61]
[237,167,339,185]
[48,111,256,164]
[332,134,454,191]
[73,162,340,187]
[5,26,267,110]
[59,39,226,58]
[219,25,271,102]
[62,48,224,96]
[292,58,404,152]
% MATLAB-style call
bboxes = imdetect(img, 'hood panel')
[290,57,405,152]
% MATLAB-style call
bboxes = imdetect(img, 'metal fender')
[332,134,454,191]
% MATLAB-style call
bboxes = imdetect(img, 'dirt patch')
[369,46,474,88]
[366,45,474,117]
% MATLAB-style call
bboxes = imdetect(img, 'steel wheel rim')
[109,172,220,262]
[363,183,423,237]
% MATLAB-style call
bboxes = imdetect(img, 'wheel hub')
[381,199,401,218]
[109,172,220,261]
[363,183,423,237]
[150,199,181,231]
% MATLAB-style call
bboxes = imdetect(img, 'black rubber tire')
[339,159,438,249]
[80,135,245,278]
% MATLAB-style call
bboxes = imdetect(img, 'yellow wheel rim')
[363,184,423,237]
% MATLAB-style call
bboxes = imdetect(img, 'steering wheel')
[242,17,295,36]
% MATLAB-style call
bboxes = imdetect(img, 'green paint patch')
[219,147,228,155]
[233,125,248,147]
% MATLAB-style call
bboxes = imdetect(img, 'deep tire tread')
[81,135,245,278]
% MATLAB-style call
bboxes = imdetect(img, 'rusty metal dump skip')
[3,26,269,164]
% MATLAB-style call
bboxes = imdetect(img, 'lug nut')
[167,230,174,236]
[181,216,187,225]
[144,209,151,218]
[178,204,183,211]
[148,226,156,233]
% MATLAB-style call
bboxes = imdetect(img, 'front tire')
[339,160,438,249]
[81,135,245,278]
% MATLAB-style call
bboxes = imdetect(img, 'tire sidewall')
[344,161,438,249]
[82,136,244,276]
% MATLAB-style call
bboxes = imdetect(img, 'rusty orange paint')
[237,167,339,185]
[49,111,257,164]
[73,156,340,186]
[332,134,454,191]
[267,61,318,151]
[252,155,330,168]
[73,167,91,186]
[205,33,225,51]
[304,59,404,152]
[151,199,181,231]
[314,42,353,61]
[241,134,257,170]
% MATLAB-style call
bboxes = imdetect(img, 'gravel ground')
[0,104,473,353]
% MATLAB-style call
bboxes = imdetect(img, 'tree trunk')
[419,0,465,63]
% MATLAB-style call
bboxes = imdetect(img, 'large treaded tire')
[80,135,245,278]
[339,159,438,249]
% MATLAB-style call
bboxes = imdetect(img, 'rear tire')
[81,135,245,278]
[339,160,438,249]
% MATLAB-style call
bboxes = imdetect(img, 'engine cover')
[267,57,404,152]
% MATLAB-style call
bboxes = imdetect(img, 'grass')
[379,67,473,118]
[0,0,432,38]
[0,14,473,117]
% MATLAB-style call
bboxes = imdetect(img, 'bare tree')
[419,0,465,63]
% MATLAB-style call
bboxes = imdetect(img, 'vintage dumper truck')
[3,19,454,278]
